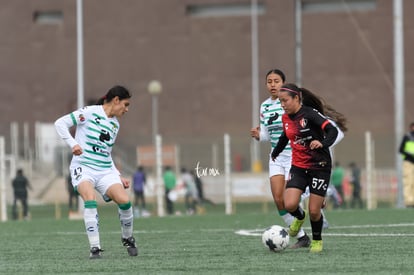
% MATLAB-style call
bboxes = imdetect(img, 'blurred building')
[0,0,413,173]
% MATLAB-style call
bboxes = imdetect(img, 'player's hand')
[121,177,130,189]
[72,144,83,155]
[250,126,260,140]
[309,140,323,150]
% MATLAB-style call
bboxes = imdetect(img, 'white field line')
[235,223,414,237]
[50,223,414,236]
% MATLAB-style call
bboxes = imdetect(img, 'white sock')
[119,207,134,239]
[297,228,306,239]
[84,207,100,248]
[281,212,294,227]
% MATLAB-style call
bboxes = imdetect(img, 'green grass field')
[1,203,413,274]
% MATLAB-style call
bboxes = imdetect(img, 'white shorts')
[70,164,122,198]
[268,154,291,179]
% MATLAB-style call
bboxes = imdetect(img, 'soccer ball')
[262,225,290,252]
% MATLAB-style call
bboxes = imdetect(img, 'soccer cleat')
[289,210,307,237]
[122,236,138,256]
[309,240,323,253]
[290,234,311,249]
[89,247,104,259]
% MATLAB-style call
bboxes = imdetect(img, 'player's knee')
[283,200,296,212]
[308,207,321,221]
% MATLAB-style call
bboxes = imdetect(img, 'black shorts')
[286,165,331,197]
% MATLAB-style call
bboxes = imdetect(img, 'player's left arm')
[308,110,338,149]
[320,122,338,148]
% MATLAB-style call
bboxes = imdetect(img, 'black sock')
[290,206,305,220]
[311,215,323,241]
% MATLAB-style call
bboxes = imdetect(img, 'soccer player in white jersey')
[55,85,137,259]
[251,69,311,248]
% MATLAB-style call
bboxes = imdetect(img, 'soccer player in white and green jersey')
[251,69,310,248]
[55,85,137,259]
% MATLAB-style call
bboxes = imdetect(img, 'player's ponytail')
[97,85,131,105]
[300,87,348,132]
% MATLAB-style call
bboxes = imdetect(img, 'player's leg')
[12,197,18,220]
[284,187,306,237]
[105,182,138,256]
[284,166,307,237]
[133,191,140,218]
[22,195,29,219]
[141,191,146,210]
[76,180,102,259]
[308,193,325,253]
[270,157,310,248]
[307,169,330,253]
[269,158,293,227]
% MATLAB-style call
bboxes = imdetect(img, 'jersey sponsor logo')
[99,130,111,142]
[268,124,283,132]
[293,135,312,146]
[267,112,279,125]
[92,145,110,156]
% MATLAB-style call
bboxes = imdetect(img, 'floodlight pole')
[295,0,302,86]
[250,0,261,172]
[393,0,405,208]
[77,0,84,109]
[76,0,85,214]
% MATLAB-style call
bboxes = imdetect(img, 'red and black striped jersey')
[272,105,338,170]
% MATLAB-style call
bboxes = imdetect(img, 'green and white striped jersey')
[55,105,119,171]
[259,97,291,156]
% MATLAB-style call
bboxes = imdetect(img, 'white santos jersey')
[55,105,119,171]
[259,97,291,156]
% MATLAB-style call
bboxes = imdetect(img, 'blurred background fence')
[0,120,399,221]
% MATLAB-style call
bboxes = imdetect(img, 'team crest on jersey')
[299,118,307,128]
[284,122,289,130]
[110,121,118,129]
[79,114,85,122]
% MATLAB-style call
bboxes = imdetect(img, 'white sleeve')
[328,119,344,147]
[258,104,270,142]
[54,113,78,149]
[259,123,269,142]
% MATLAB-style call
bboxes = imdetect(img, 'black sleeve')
[321,122,339,148]
[271,132,289,159]
[307,108,338,148]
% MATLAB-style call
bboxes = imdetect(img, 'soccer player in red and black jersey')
[271,83,346,253]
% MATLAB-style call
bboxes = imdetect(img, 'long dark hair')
[280,83,348,132]
[96,85,131,105]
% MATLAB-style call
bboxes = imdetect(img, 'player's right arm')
[251,103,269,141]
[257,102,270,142]
[54,111,82,153]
